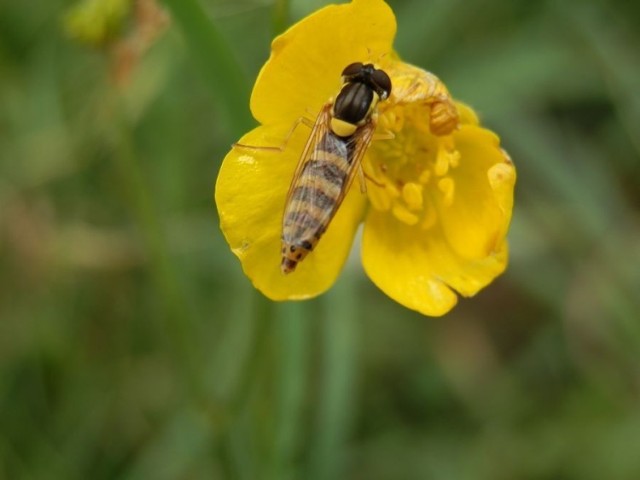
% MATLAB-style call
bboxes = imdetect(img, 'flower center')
[364,103,460,228]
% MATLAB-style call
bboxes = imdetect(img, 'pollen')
[402,182,423,210]
[392,203,419,225]
[437,177,455,207]
[365,93,460,227]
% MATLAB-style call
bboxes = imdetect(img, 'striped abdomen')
[281,132,353,274]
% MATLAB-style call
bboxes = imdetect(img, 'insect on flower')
[216,0,516,315]
[237,62,392,274]
[280,62,391,273]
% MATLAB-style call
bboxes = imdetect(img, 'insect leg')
[361,165,385,188]
[364,172,385,188]
[232,116,315,151]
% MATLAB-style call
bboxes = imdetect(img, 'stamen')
[378,111,394,132]
[384,181,400,200]
[392,203,419,226]
[449,150,461,168]
[367,86,459,230]
[421,203,437,230]
[438,177,455,207]
[367,182,391,211]
[434,147,450,176]
[402,182,423,211]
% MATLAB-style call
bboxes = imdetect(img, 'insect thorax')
[331,82,378,137]
[333,82,374,125]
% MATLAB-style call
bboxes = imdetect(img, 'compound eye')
[371,69,392,99]
[341,62,364,78]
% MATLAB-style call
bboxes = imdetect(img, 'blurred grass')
[1,0,640,479]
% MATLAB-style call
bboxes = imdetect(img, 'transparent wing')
[283,112,377,245]
[284,104,333,206]
[328,116,377,209]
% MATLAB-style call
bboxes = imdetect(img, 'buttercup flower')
[215,0,515,316]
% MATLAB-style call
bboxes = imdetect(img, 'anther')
[392,203,419,226]
[434,147,450,176]
[449,150,461,168]
[421,204,437,230]
[367,184,391,211]
[438,177,455,207]
[419,170,431,184]
[402,182,423,211]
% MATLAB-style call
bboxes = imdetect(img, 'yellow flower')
[215,0,516,316]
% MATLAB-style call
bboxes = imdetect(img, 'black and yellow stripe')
[280,132,353,273]
[279,63,390,274]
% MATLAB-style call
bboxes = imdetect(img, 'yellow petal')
[425,235,509,298]
[215,123,367,300]
[250,0,396,126]
[361,209,509,316]
[455,102,480,126]
[436,124,516,260]
[361,210,458,316]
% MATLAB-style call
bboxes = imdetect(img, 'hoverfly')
[280,62,392,274]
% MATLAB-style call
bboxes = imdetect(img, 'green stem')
[206,290,274,479]
[111,117,205,403]
[309,275,359,480]
[229,291,274,414]
[271,301,310,480]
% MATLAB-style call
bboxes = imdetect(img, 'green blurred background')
[1,0,639,478]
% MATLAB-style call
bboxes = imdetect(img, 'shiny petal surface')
[215,0,516,312]
[362,209,509,316]
[215,123,367,300]
[250,0,396,126]
[437,125,516,260]
[361,210,457,316]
